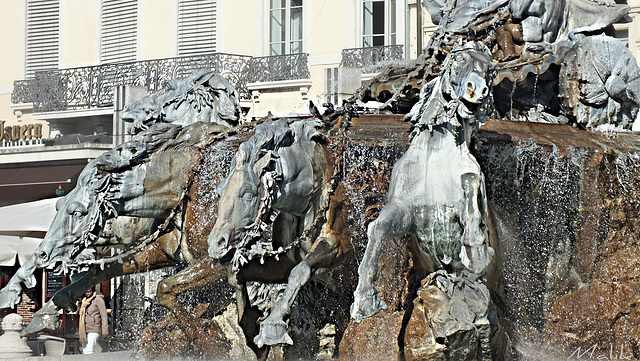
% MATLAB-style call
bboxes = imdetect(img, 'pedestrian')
[78,287,108,354]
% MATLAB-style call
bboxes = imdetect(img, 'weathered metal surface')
[345,115,410,143]
[480,120,640,153]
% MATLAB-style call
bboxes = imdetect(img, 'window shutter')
[101,0,137,63]
[26,0,60,79]
[178,0,217,56]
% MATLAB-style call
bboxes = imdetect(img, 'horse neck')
[272,140,327,217]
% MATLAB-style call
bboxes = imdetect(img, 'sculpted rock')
[405,270,496,361]
[474,121,640,359]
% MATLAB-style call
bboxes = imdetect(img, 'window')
[362,0,396,47]
[26,0,60,78]
[101,0,137,63]
[269,0,303,55]
[178,0,217,56]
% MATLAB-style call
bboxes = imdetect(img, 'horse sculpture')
[207,116,350,357]
[0,70,245,354]
[123,69,241,133]
[350,41,496,322]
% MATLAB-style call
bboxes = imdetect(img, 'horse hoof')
[21,301,61,336]
[350,288,388,322]
[0,286,22,309]
[52,291,77,312]
[254,320,293,348]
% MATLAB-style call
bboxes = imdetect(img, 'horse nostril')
[217,235,228,251]
[39,251,48,261]
[481,86,489,97]
[466,82,475,98]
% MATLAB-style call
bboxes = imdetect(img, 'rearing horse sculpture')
[351,41,496,321]
[207,116,350,357]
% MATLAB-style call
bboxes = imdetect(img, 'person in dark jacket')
[78,288,108,354]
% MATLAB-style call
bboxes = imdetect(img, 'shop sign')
[0,120,43,142]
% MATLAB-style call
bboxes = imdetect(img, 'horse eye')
[242,191,255,202]
[73,210,84,219]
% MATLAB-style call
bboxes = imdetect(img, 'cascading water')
[474,124,640,359]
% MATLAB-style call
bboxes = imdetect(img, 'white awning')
[0,235,41,266]
[0,198,58,266]
[0,197,58,238]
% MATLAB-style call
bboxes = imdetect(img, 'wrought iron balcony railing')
[340,45,404,73]
[244,53,310,83]
[11,52,311,113]
[12,53,252,112]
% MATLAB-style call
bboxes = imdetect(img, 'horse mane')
[405,41,493,135]
[126,70,241,134]
[68,121,213,256]
[222,117,324,190]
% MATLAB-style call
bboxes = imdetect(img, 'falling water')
[532,74,539,106]
[342,141,407,260]
[509,81,517,119]
[474,126,640,359]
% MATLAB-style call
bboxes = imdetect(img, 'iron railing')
[14,53,253,112]
[340,45,404,73]
[244,53,310,83]
[12,52,311,112]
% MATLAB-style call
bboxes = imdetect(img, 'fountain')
[2,0,640,360]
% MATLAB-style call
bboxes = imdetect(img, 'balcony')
[340,45,404,73]
[244,53,310,83]
[11,52,311,113]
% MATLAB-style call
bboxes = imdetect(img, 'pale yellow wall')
[0,0,26,126]
[217,0,261,55]
[305,0,355,58]
[625,0,640,64]
[59,0,101,68]
[0,0,43,133]
[249,89,308,118]
[138,0,178,60]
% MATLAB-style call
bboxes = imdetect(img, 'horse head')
[123,70,241,134]
[441,41,494,125]
[35,167,115,273]
[208,117,328,269]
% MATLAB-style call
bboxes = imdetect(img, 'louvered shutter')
[26,0,60,79]
[178,0,217,56]
[101,0,137,63]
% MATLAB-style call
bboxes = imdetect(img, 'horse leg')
[155,257,231,356]
[460,172,493,274]
[232,276,270,360]
[254,229,341,348]
[351,201,412,322]
[0,254,37,309]
[22,239,178,336]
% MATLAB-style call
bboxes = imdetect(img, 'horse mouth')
[218,248,234,266]
[458,98,481,119]
[49,260,65,274]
